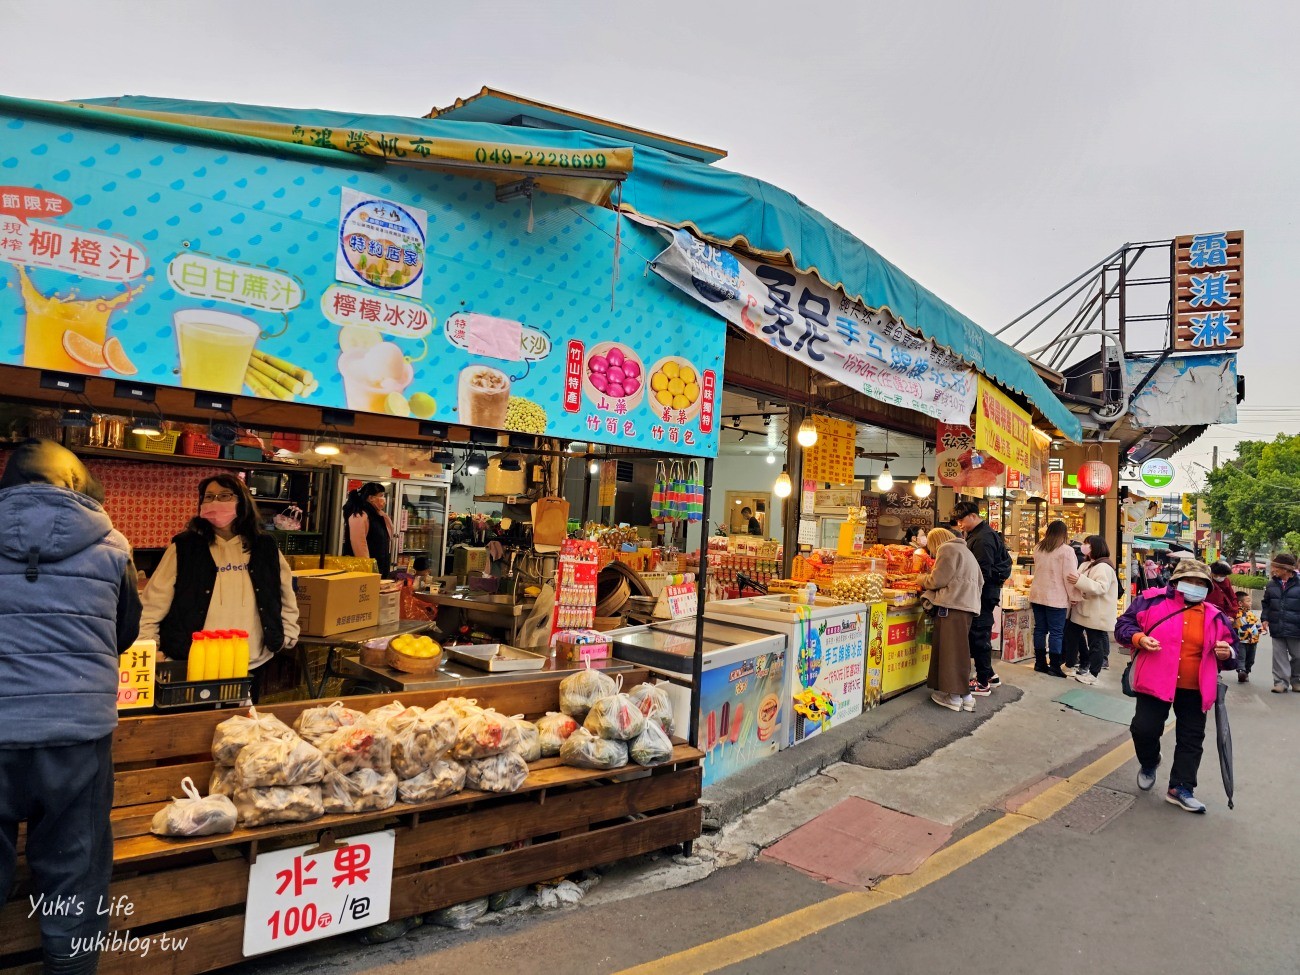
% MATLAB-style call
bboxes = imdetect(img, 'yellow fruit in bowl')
[662,360,680,380]
[655,389,673,407]
[679,366,697,385]
[650,373,669,392]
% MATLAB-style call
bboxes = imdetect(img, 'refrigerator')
[331,472,451,576]
[606,618,787,787]
[705,594,868,748]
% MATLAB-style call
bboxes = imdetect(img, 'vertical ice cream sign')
[336,189,426,299]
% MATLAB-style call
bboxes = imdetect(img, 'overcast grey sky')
[2,0,1295,491]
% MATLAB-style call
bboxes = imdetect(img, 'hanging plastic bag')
[629,719,674,767]
[558,663,618,721]
[584,692,645,741]
[273,504,303,531]
[559,727,628,770]
[536,711,580,757]
[150,777,237,836]
[628,682,676,737]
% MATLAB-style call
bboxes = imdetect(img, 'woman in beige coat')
[921,528,984,712]
[1066,534,1119,684]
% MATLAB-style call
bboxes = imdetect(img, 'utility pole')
[1211,446,1221,562]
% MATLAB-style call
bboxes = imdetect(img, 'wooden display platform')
[1,673,702,975]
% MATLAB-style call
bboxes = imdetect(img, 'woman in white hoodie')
[1066,534,1119,684]
[140,474,299,698]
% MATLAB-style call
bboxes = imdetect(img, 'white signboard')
[651,228,978,424]
[336,189,427,299]
[243,831,395,957]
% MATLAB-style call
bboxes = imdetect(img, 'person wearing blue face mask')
[1116,559,1238,813]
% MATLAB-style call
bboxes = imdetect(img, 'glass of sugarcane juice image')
[174,309,261,393]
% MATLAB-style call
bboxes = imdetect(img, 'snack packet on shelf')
[559,727,628,770]
[150,777,237,837]
[317,725,393,776]
[234,736,326,788]
[629,719,674,767]
[536,711,580,757]
[464,751,529,794]
[558,664,617,721]
[320,767,399,814]
[628,682,675,736]
[211,707,296,766]
[583,692,644,741]
[398,759,467,802]
[451,708,521,761]
[293,701,369,747]
[384,706,457,779]
[232,785,324,827]
[506,715,541,763]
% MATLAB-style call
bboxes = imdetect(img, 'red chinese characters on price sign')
[699,369,717,433]
[563,340,585,413]
[243,831,395,957]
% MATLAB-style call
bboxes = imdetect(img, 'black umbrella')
[1215,680,1235,810]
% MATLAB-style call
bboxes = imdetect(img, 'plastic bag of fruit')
[628,682,675,736]
[452,708,521,761]
[559,728,628,770]
[150,777,237,836]
[464,751,529,794]
[234,735,326,788]
[583,692,644,741]
[320,766,399,814]
[398,758,466,802]
[211,707,297,766]
[317,724,392,776]
[558,664,617,721]
[536,711,580,757]
[293,701,370,747]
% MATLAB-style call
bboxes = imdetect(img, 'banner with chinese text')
[650,229,978,424]
[803,415,857,484]
[1172,231,1244,352]
[0,112,724,456]
[975,378,1034,475]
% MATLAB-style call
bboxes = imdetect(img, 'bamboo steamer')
[385,646,443,674]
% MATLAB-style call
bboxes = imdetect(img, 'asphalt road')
[254,661,1298,975]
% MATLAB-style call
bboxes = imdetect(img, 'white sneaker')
[961,695,976,712]
[931,691,962,712]
[1075,672,1098,685]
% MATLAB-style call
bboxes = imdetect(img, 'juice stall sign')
[0,109,725,457]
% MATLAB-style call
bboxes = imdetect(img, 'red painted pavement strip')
[760,797,953,888]
[1004,775,1064,813]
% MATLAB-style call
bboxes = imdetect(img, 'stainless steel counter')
[337,653,637,692]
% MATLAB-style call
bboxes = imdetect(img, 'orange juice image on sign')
[17,267,142,374]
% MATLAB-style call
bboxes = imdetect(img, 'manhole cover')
[1053,786,1134,834]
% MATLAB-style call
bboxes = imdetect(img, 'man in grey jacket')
[0,440,141,975]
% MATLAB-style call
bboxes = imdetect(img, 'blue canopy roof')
[77,95,1080,440]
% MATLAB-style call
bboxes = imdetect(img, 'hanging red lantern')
[1078,459,1113,496]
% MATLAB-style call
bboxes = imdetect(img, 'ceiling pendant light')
[913,445,932,498]
[796,416,818,448]
[766,451,776,465]
[465,452,488,475]
[773,465,793,498]
[876,429,893,490]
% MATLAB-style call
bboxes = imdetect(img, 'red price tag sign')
[563,340,585,413]
[242,831,395,957]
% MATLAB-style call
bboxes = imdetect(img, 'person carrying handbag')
[1115,560,1237,814]
[1065,534,1119,684]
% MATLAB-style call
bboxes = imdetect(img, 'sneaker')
[969,679,993,697]
[931,691,962,712]
[1273,683,1288,693]
[1137,766,1158,791]
[1292,680,1300,693]
[1074,667,1088,677]
[961,695,976,712]
[1165,786,1207,814]
[1075,672,1098,685]
[1237,671,1249,683]
[987,674,1002,687]
[1102,659,1111,670]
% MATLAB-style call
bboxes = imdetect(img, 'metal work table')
[337,653,638,693]
[413,590,536,644]
[293,619,435,698]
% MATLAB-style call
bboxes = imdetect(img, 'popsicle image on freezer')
[705,710,717,765]
[718,701,731,762]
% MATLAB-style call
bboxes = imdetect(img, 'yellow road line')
[612,734,1137,975]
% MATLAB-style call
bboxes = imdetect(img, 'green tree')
[1202,434,1300,559]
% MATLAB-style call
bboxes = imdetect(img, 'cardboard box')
[292,570,381,636]
[452,546,489,577]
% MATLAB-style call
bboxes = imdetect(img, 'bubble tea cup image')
[174,309,261,394]
[458,366,511,428]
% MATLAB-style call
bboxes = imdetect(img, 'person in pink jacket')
[1029,520,1080,678]
[1115,559,1237,814]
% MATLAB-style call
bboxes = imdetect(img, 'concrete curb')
[700,684,1024,830]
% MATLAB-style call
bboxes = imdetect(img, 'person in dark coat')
[0,439,141,974]
[342,481,394,577]
[953,500,1012,695]
[1206,562,1240,619]
[1261,552,1300,693]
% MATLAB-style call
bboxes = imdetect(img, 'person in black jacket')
[1262,552,1300,693]
[953,500,1012,695]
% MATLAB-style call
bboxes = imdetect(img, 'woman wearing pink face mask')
[139,474,299,696]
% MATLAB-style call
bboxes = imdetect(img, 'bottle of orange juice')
[232,630,250,679]
[186,632,207,682]
[201,631,222,681]
[215,630,236,680]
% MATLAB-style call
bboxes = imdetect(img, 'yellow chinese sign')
[803,415,857,485]
[975,378,1033,475]
[117,639,156,711]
